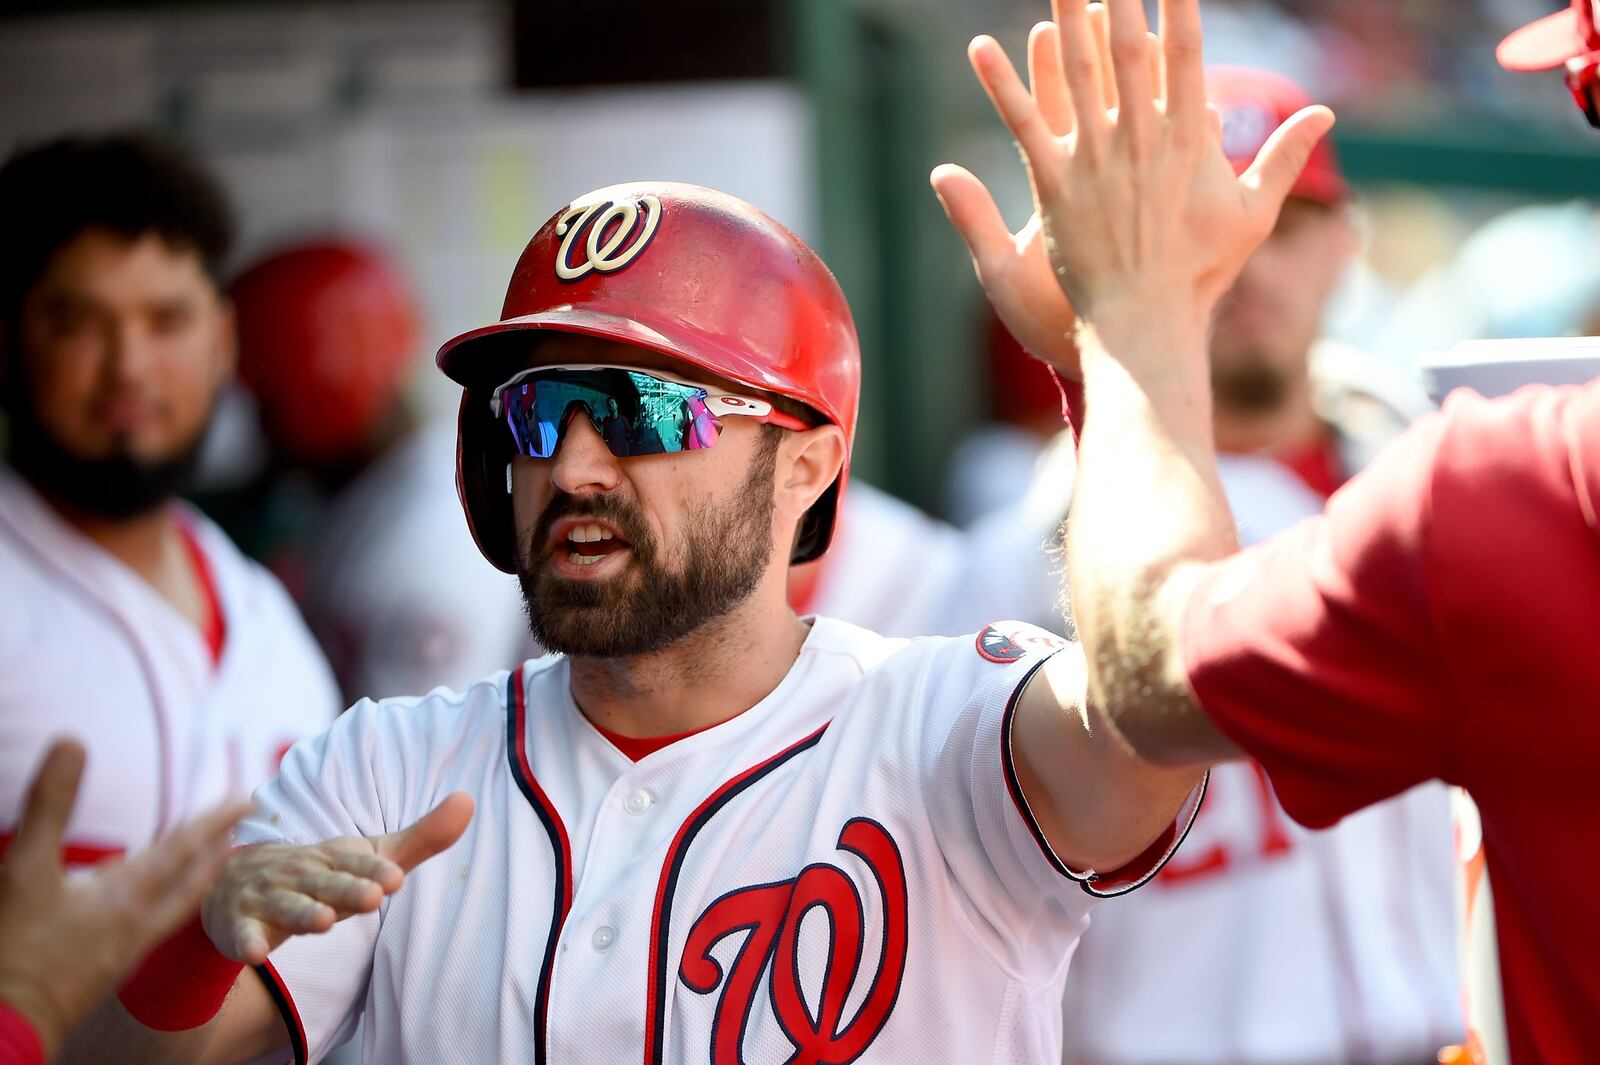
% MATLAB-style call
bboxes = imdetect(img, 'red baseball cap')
[1207,66,1348,206]
[1497,0,1600,71]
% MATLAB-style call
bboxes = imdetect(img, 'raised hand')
[203,793,474,965]
[932,15,1121,380]
[956,0,1334,346]
[0,741,252,1057]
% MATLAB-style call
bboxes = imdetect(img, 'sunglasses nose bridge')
[547,410,623,494]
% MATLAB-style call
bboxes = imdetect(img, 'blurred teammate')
[0,742,249,1065]
[937,1,1600,1063]
[87,182,1204,1065]
[229,241,527,700]
[0,133,336,892]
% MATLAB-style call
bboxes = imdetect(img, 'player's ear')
[776,423,847,516]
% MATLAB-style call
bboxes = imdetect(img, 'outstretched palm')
[204,793,474,965]
[937,0,1335,355]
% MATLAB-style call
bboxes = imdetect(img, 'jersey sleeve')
[916,624,1204,974]
[233,699,396,1064]
[1181,409,1457,829]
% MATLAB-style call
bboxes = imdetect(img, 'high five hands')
[934,0,1335,375]
[203,793,473,965]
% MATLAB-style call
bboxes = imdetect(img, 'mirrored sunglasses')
[491,363,807,460]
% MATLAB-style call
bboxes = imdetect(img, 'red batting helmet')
[435,181,861,574]
[232,240,422,463]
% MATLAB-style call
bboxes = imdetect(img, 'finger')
[1028,22,1074,136]
[968,37,1061,169]
[1148,31,1166,108]
[929,164,1014,273]
[1241,105,1337,217]
[257,887,337,935]
[374,792,474,873]
[136,835,237,950]
[1160,0,1206,123]
[1205,101,1223,140]
[291,868,385,914]
[1053,0,1109,146]
[1106,0,1156,139]
[230,916,275,966]
[8,740,87,874]
[1087,3,1117,112]
[325,846,406,893]
[124,799,253,918]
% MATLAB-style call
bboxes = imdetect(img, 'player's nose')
[548,414,623,496]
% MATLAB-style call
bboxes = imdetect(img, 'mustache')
[529,492,653,559]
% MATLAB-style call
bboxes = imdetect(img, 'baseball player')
[0,135,339,868]
[89,183,1205,1065]
[940,0,1600,1062]
[229,241,529,701]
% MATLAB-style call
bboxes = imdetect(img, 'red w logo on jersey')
[679,818,908,1064]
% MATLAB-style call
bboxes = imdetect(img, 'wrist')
[1076,304,1212,392]
[116,913,243,1032]
[1078,294,1212,360]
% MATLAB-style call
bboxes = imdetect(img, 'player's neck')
[567,581,811,739]
[1212,379,1323,457]
[54,498,213,630]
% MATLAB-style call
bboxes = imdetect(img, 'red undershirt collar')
[590,719,713,762]
[176,522,227,666]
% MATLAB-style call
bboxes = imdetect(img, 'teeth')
[568,551,606,565]
[569,523,616,544]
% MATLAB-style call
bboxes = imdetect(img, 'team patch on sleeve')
[975,621,1069,664]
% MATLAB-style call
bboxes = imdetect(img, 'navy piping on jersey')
[998,653,1209,897]
[505,666,575,1065]
[256,959,309,1065]
[642,723,830,1065]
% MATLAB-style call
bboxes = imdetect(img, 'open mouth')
[552,520,633,568]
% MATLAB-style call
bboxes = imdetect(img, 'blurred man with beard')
[91,183,1204,1065]
[0,135,338,893]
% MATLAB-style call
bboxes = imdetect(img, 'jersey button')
[624,788,654,815]
[592,925,616,952]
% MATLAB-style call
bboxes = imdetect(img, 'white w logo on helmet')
[553,195,662,281]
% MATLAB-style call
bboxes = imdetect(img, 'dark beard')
[1211,355,1290,414]
[517,434,779,658]
[2,386,207,520]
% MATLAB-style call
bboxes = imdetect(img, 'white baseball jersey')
[1059,451,1462,1065]
[0,463,340,861]
[236,618,1204,1065]
[299,420,531,701]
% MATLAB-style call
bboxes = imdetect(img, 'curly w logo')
[679,819,908,1065]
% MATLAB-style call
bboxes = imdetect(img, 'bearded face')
[516,429,780,658]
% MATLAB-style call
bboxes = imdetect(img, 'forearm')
[57,997,223,1065]
[1066,308,1239,765]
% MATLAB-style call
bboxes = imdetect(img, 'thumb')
[1240,104,1336,219]
[930,164,1012,273]
[374,793,474,872]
